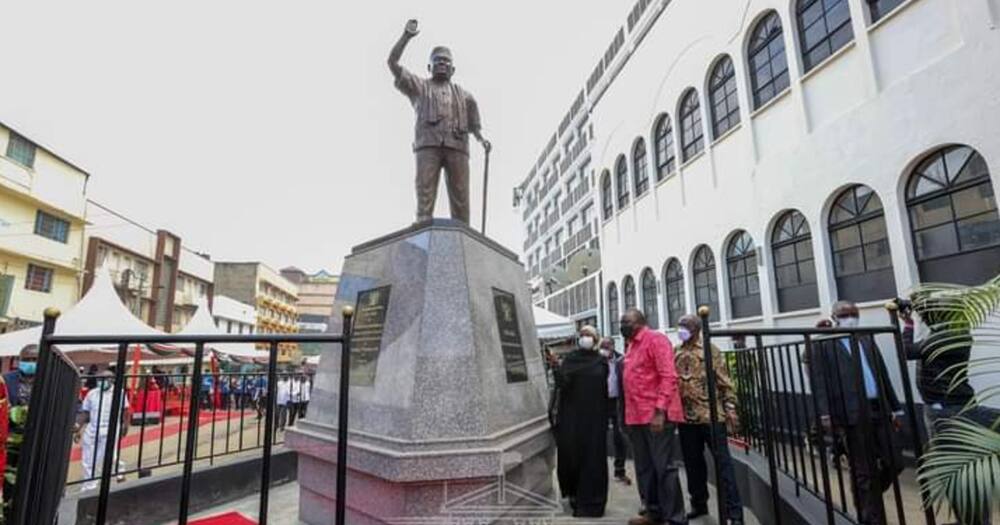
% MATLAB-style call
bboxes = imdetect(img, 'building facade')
[214,262,299,362]
[84,200,214,333]
[517,0,1000,359]
[515,0,666,330]
[280,267,338,356]
[0,121,89,332]
[212,294,257,335]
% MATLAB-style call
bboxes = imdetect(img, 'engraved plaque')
[493,288,528,383]
[350,285,391,386]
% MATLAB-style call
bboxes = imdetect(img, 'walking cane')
[480,143,491,235]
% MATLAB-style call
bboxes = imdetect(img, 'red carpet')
[190,511,257,525]
[70,411,248,461]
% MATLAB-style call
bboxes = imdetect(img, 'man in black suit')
[808,301,903,525]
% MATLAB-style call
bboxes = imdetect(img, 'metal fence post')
[259,340,280,525]
[886,303,937,525]
[697,306,726,523]
[178,342,205,525]
[336,306,355,525]
[95,342,130,525]
[11,307,60,525]
[754,334,784,525]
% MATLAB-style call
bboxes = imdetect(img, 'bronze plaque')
[493,288,528,383]
[350,285,391,386]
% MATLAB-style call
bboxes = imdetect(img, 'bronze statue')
[388,19,490,225]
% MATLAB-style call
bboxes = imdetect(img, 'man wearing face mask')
[2,349,37,516]
[674,315,743,525]
[599,337,631,486]
[620,308,687,525]
[553,325,609,517]
[808,301,903,525]
[76,370,130,491]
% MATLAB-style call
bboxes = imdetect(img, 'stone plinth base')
[287,220,556,524]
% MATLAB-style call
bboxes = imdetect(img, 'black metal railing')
[68,370,314,488]
[20,306,354,525]
[698,305,934,525]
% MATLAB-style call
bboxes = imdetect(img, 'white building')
[517,0,1000,344]
[212,294,257,335]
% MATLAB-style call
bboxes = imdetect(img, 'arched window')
[772,210,819,312]
[679,89,704,162]
[641,268,660,329]
[906,145,1000,285]
[867,0,905,23]
[829,185,897,301]
[796,0,853,72]
[653,114,676,181]
[633,138,650,197]
[692,246,720,322]
[708,56,741,139]
[748,11,790,109]
[601,170,614,220]
[607,282,620,336]
[623,275,637,310]
[726,231,761,318]
[663,258,686,328]
[615,155,630,210]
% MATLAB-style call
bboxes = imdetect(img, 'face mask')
[678,328,693,343]
[101,380,113,391]
[620,324,635,340]
[835,316,859,328]
[578,336,595,350]
[18,361,36,376]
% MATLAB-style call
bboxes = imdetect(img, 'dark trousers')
[843,411,901,525]
[678,423,743,520]
[608,398,627,477]
[627,423,687,524]
[415,147,470,223]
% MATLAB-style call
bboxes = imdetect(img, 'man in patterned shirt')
[674,315,744,525]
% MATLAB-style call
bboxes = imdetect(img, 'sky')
[1,1,631,273]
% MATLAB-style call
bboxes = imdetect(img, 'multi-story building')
[519,0,1000,348]
[84,200,214,332]
[0,121,89,332]
[527,0,1000,343]
[212,294,256,336]
[279,267,338,356]
[514,0,665,330]
[214,262,299,362]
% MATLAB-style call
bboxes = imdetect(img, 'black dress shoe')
[686,508,708,519]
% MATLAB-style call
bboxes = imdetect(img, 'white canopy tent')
[176,299,264,363]
[0,267,171,357]
[533,306,576,340]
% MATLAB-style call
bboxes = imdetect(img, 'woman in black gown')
[553,325,609,518]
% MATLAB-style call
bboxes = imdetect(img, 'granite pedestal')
[286,219,556,524]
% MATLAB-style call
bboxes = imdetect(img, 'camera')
[892,297,913,316]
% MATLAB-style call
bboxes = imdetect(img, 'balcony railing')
[562,223,594,257]
[560,179,591,215]
[538,174,559,200]
[559,134,589,175]
[540,247,564,271]
[538,211,561,236]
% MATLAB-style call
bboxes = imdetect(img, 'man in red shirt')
[621,308,687,525]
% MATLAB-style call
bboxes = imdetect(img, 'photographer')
[900,296,997,524]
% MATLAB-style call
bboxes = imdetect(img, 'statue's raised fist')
[405,19,419,36]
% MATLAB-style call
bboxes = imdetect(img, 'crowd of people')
[547,297,996,525]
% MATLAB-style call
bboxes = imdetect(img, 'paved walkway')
[185,460,759,525]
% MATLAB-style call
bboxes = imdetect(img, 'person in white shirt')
[276,376,291,431]
[299,375,312,418]
[75,370,130,491]
[288,374,302,426]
